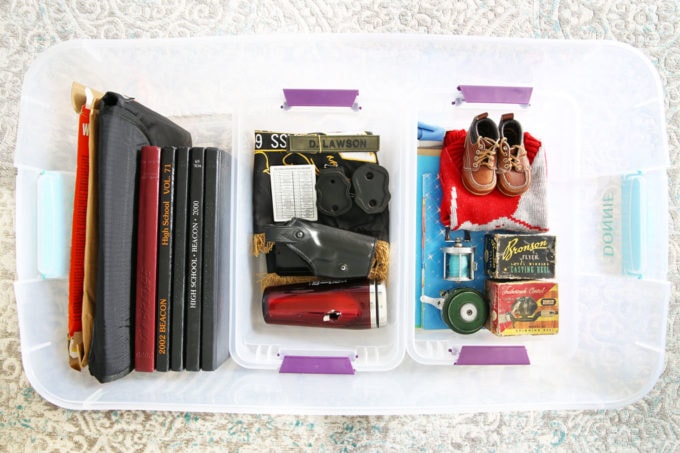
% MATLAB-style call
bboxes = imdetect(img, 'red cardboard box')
[486,280,559,336]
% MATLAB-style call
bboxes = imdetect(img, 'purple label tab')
[283,89,359,108]
[279,355,356,374]
[454,346,530,365]
[457,85,533,105]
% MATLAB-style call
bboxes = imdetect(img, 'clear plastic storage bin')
[14,35,669,413]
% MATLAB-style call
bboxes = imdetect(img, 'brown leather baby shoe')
[462,112,498,196]
[497,113,531,197]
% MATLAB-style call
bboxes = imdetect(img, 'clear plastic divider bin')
[230,94,410,372]
[14,35,669,413]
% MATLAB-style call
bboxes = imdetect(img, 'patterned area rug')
[2,1,679,450]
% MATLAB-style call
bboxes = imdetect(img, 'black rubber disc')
[441,288,488,334]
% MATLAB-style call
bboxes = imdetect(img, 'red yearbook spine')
[135,145,162,372]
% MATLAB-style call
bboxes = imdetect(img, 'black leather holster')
[264,218,377,279]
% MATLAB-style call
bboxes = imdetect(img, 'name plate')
[255,131,380,153]
[289,134,380,153]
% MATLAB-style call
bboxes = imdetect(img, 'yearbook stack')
[135,146,231,374]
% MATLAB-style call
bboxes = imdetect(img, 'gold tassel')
[259,273,319,291]
[252,233,274,256]
[368,239,390,282]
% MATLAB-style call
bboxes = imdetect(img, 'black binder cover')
[200,148,231,370]
[88,92,191,383]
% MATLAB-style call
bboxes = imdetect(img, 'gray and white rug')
[1,1,679,450]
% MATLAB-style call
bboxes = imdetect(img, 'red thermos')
[262,279,387,329]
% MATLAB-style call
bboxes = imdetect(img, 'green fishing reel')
[441,288,489,334]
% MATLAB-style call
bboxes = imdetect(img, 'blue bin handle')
[622,172,645,278]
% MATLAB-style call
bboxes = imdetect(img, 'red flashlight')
[262,279,387,329]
